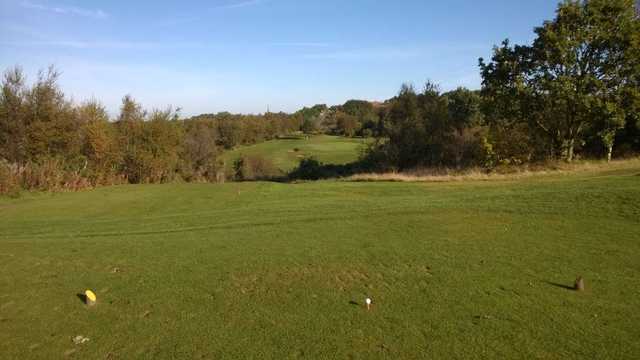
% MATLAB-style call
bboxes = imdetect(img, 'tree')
[144,108,183,182]
[383,84,425,168]
[0,63,323,190]
[78,100,120,181]
[444,88,487,167]
[116,95,145,182]
[480,0,640,162]
[23,66,80,161]
[215,114,242,149]
[342,100,379,136]
[336,111,359,137]
[369,82,491,170]
[301,117,317,134]
[183,119,219,180]
[0,66,27,163]
[118,94,145,123]
[297,104,327,134]
[445,88,483,132]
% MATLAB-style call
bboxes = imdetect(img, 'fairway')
[1,167,640,359]
[220,135,369,173]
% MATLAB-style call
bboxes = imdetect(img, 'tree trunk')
[567,139,575,162]
[607,143,613,163]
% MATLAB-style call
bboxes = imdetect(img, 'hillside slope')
[220,135,368,173]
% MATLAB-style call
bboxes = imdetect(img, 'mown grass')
[220,135,368,173]
[1,166,639,359]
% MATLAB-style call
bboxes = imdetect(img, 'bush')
[0,157,97,195]
[288,157,325,180]
[443,126,493,169]
[21,158,94,191]
[233,155,281,181]
[0,160,21,197]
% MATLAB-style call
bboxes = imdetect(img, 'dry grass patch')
[347,157,640,183]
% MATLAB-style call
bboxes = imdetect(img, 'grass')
[220,135,369,173]
[1,165,639,358]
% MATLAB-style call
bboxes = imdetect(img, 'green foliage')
[233,154,281,181]
[480,0,640,162]
[0,66,306,190]
[297,104,327,134]
[370,83,491,170]
[1,0,638,187]
[444,88,483,131]
[116,98,183,183]
[78,100,122,184]
[335,111,360,137]
[18,66,81,162]
[190,111,301,149]
[342,99,380,136]
[301,117,318,134]
[181,119,221,182]
[0,66,27,163]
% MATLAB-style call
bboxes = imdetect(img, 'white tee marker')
[365,297,372,310]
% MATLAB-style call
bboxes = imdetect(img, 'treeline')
[0,66,304,194]
[365,0,639,171]
[189,112,301,150]
[2,0,639,192]
[364,85,488,170]
[295,100,385,138]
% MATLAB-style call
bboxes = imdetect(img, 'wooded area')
[1,0,638,193]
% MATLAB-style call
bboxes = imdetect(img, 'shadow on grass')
[349,300,360,306]
[544,281,576,291]
[275,135,307,140]
[235,158,370,183]
[287,159,370,181]
[76,293,88,304]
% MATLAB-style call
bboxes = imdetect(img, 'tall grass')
[346,157,640,183]
[0,158,127,196]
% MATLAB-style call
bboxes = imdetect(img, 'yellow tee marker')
[85,290,97,306]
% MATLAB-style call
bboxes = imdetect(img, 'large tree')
[480,0,640,161]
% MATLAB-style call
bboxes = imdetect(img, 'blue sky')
[1,0,559,116]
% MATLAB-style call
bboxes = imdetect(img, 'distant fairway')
[1,165,640,358]
[220,135,369,173]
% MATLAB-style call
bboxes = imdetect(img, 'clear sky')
[1,0,560,116]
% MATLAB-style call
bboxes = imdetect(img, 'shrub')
[0,160,21,197]
[29,158,90,191]
[233,155,281,181]
[0,157,96,194]
[288,157,324,180]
